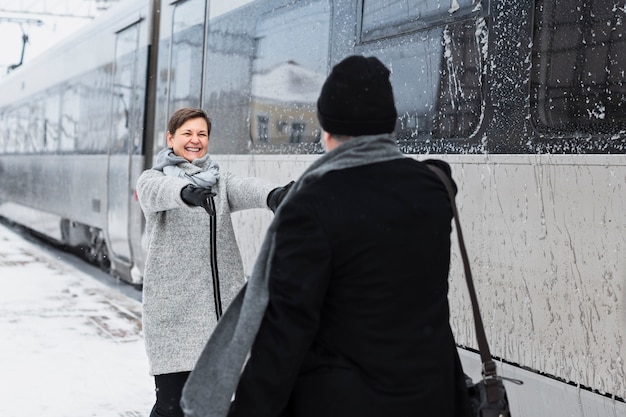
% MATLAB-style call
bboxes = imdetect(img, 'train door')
[107,21,142,268]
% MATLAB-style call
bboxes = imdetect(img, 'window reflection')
[531,0,626,134]
[249,60,325,149]
[81,71,116,154]
[362,16,485,148]
[60,86,79,153]
[44,92,60,153]
[362,0,481,41]
[248,1,330,152]
[169,0,205,111]
[203,0,330,154]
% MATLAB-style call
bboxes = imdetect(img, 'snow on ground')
[0,222,154,417]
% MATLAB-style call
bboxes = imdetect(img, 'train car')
[0,0,624,415]
[0,0,156,283]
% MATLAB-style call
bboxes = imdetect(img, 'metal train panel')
[217,152,626,408]
[0,155,109,228]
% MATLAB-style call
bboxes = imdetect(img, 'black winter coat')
[228,158,471,417]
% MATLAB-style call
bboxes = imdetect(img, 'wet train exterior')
[0,0,624,415]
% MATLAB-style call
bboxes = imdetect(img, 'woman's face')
[166,117,209,161]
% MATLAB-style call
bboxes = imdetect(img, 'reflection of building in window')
[257,115,269,143]
[531,0,626,134]
[250,61,324,145]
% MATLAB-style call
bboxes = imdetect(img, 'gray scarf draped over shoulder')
[181,134,405,417]
[153,147,220,186]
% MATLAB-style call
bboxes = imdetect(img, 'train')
[0,0,624,415]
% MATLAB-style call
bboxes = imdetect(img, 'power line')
[0,0,120,19]
[0,17,44,26]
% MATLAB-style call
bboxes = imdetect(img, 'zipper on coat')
[207,195,223,320]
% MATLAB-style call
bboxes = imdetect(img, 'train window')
[44,92,60,153]
[13,105,34,154]
[16,107,29,154]
[60,86,79,153]
[7,99,46,154]
[248,0,329,153]
[80,71,111,154]
[202,0,329,154]
[361,0,483,42]
[168,0,205,112]
[28,99,45,154]
[4,111,18,153]
[358,15,486,150]
[531,0,626,135]
[201,1,261,154]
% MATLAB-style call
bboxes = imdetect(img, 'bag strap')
[427,165,498,380]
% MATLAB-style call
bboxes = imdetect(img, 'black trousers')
[150,371,191,417]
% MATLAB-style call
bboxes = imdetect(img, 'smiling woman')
[135,107,293,417]
[165,108,212,162]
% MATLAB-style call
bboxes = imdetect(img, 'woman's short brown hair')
[167,108,212,136]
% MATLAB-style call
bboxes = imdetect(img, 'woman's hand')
[181,184,217,215]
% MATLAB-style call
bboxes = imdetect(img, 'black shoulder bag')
[428,165,522,417]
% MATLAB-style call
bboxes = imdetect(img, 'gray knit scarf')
[153,147,220,186]
[181,134,405,417]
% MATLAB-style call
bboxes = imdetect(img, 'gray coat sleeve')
[136,169,191,214]
[223,171,278,212]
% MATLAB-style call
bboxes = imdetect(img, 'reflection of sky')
[253,1,330,75]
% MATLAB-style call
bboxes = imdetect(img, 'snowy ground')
[0,222,154,417]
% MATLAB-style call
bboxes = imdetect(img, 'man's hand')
[267,181,295,213]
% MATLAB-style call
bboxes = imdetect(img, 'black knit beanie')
[317,55,397,136]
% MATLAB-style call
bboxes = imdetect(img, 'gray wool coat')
[136,168,277,376]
